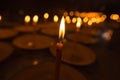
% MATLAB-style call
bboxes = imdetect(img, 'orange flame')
[59,16,65,40]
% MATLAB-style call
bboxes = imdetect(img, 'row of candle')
[0,12,119,24]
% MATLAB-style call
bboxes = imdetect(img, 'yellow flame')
[44,13,49,19]
[72,17,77,23]
[83,17,88,23]
[76,20,82,29]
[53,15,59,22]
[65,16,71,24]
[77,17,82,22]
[59,16,65,40]
[110,14,119,21]
[24,15,31,24]
[33,15,39,24]
[88,20,93,26]
[0,15,2,21]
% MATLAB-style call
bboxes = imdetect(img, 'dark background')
[0,0,120,13]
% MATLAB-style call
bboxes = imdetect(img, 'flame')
[76,20,82,29]
[24,15,31,24]
[72,17,77,23]
[0,15,2,21]
[44,13,49,19]
[59,16,65,40]
[33,15,39,24]
[53,15,59,22]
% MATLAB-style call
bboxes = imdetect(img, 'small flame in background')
[102,29,113,41]
[24,15,31,24]
[53,15,59,22]
[44,13,49,20]
[33,15,39,24]
[0,15,2,21]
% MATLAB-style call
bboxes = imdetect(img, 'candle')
[33,15,39,25]
[76,18,82,32]
[53,15,59,23]
[54,16,65,80]
[24,15,31,25]
[0,15,2,21]
[43,12,49,22]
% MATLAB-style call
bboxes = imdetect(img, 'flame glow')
[59,16,65,40]
[53,15,59,22]
[24,15,31,24]
[0,15,2,21]
[44,13,49,19]
[33,15,39,24]
[76,21,82,29]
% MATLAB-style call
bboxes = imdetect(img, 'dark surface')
[0,21,120,80]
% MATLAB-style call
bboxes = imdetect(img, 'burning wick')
[55,16,65,80]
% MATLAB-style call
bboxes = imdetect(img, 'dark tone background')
[0,0,120,12]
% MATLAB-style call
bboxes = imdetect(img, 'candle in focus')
[33,15,39,25]
[55,16,65,80]
[59,16,65,41]
[24,15,31,25]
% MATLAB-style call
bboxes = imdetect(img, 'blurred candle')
[63,11,68,17]
[83,17,88,23]
[55,16,65,80]
[0,15,2,21]
[72,17,77,23]
[76,20,82,32]
[53,15,59,23]
[65,16,71,24]
[33,15,39,25]
[69,11,74,16]
[24,15,31,25]
[88,20,93,26]
[44,12,49,20]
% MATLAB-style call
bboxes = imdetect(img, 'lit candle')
[24,15,31,25]
[0,15,2,21]
[76,17,82,32]
[33,15,39,25]
[53,15,59,23]
[43,12,49,22]
[55,16,65,80]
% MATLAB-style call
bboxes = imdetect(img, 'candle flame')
[33,15,39,24]
[0,15,2,21]
[76,20,82,29]
[53,15,59,22]
[59,16,65,40]
[24,15,31,24]
[44,13,49,19]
